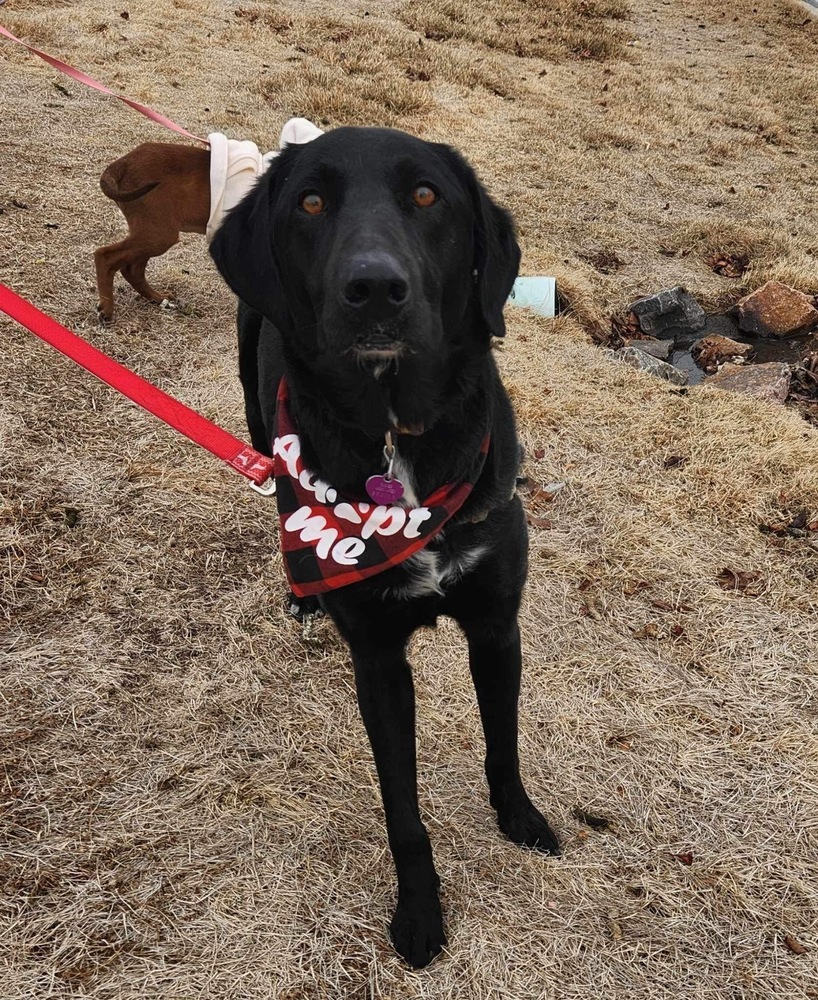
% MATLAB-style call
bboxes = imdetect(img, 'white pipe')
[507,276,557,318]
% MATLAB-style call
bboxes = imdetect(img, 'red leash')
[0,24,208,145]
[0,283,274,490]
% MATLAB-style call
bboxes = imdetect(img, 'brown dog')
[94,120,324,321]
[94,143,210,321]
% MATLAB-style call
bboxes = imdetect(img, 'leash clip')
[249,477,276,497]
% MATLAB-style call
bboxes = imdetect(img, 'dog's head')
[210,127,520,429]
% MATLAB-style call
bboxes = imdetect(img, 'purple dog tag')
[366,474,405,504]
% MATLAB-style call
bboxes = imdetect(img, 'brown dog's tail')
[99,162,160,203]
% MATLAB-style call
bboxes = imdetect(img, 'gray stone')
[706,362,791,404]
[614,346,689,386]
[701,313,742,340]
[629,286,707,338]
[624,337,673,361]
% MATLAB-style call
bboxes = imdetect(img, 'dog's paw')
[497,798,561,856]
[390,897,446,969]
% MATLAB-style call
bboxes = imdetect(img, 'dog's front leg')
[350,643,446,968]
[460,608,561,856]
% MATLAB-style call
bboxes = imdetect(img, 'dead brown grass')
[2,0,818,996]
[246,7,516,125]
[260,61,435,128]
[401,0,632,62]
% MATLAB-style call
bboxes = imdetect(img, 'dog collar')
[272,379,489,597]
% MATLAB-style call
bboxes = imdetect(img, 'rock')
[699,312,742,340]
[706,362,791,404]
[624,336,673,361]
[629,286,707,339]
[730,281,818,338]
[613,346,689,385]
[691,334,753,372]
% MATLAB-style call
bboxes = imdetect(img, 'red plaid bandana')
[273,380,490,597]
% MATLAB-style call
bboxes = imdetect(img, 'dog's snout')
[341,254,410,316]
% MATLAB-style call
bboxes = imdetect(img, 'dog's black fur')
[210,127,559,968]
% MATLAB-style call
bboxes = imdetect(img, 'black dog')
[210,127,559,968]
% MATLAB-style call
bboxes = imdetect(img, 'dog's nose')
[341,254,410,316]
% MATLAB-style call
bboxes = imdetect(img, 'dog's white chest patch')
[393,544,488,599]
[384,448,486,599]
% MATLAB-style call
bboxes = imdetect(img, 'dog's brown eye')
[300,192,325,215]
[412,185,437,208]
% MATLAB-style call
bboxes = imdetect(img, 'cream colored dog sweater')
[206,117,323,242]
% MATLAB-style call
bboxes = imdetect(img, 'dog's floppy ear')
[209,155,290,329]
[472,188,521,339]
[440,147,521,340]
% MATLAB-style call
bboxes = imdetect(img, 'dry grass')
[261,61,435,128]
[246,7,516,125]
[2,0,818,996]
[401,0,632,62]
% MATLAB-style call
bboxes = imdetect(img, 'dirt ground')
[2,0,818,997]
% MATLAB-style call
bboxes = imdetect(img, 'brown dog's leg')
[94,240,129,322]
[121,255,171,305]
[120,227,179,304]
[94,231,178,320]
